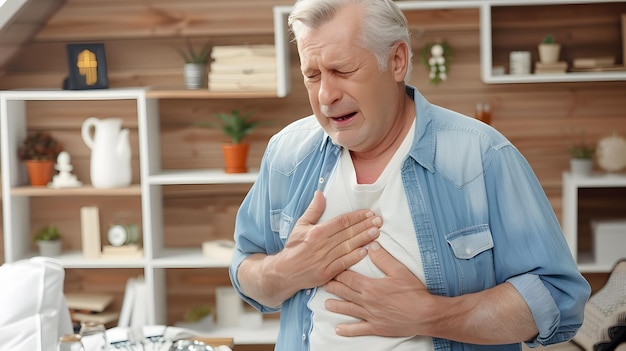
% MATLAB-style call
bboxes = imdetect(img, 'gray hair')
[288,0,413,83]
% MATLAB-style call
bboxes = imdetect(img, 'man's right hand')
[238,190,382,307]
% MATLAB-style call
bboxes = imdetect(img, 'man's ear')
[390,41,409,83]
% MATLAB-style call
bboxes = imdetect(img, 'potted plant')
[178,40,211,89]
[184,304,214,328]
[33,225,62,257]
[18,132,63,186]
[569,142,595,177]
[538,34,561,64]
[196,110,264,173]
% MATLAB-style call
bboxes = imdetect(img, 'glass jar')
[57,334,85,351]
[79,320,108,351]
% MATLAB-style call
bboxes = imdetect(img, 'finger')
[328,269,362,297]
[335,321,373,337]
[368,242,421,282]
[324,295,368,321]
[297,190,326,226]
[323,209,381,239]
[327,245,369,274]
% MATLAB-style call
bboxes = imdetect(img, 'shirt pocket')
[270,209,293,242]
[446,224,493,259]
[445,224,496,292]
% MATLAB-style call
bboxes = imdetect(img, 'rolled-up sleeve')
[485,145,591,347]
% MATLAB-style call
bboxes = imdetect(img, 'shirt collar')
[316,85,436,173]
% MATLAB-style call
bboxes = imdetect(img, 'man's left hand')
[324,241,432,337]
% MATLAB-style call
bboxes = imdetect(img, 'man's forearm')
[427,282,538,345]
[238,253,296,308]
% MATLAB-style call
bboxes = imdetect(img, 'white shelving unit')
[274,0,626,85]
[0,88,260,328]
[562,172,626,273]
[479,0,626,84]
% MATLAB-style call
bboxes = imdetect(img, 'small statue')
[49,151,82,188]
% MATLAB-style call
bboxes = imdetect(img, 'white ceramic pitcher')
[81,117,131,188]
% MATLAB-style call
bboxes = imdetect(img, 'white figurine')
[49,151,82,188]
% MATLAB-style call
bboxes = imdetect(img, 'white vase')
[184,63,206,89]
[570,158,593,177]
[37,240,61,257]
[81,117,132,189]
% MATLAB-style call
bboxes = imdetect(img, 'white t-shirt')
[308,122,433,351]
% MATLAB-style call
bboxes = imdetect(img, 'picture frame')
[64,43,109,90]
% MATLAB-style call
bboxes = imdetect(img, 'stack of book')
[571,57,617,72]
[534,61,568,74]
[66,293,119,326]
[208,44,277,92]
[100,244,143,258]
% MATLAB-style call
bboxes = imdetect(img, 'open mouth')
[331,112,357,121]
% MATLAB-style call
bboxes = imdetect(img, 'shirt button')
[302,334,306,341]
[306,289,312,295]
[466,248,472,255]
[319,177,324,184]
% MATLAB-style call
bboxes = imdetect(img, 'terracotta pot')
[221,143,249,173]
[25,160,55,186]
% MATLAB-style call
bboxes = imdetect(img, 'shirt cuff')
[507,273,560,346]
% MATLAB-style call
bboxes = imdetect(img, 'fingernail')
[366,211,374,218]
[368,228,378,237]
[370,242,380,251]
[359,247,368,257]
[372,216,382,226]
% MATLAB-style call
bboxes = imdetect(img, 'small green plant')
[542,35,556,44]
[18,132,63,161]
[184,304,213,322]
[196,110,265,144]
[178,40,211,64]
[569,143,595,159]
[33,225,62,242]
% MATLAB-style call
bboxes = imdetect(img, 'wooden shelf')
[147,169,258,185]
[9,184,142,196]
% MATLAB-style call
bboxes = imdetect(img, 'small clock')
[107,223,139,247]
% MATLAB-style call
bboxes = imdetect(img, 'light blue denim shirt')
[230,86,590,351]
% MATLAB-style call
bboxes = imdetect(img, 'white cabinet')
[562,172,626,273]
[0,89,259,326]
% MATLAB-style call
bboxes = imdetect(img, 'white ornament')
[596,133,626,172]
[48,151,82,188]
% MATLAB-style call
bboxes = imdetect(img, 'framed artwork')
[64,43,109,90]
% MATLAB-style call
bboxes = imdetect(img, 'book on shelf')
[214,55,277,64]
[573,57,615,69]
[211,44,275,59]
[534,68,567,75]
[209,81,277,92]
[71,311,119,325]
[118,276,148,328]
[100,244,143,258]
[210,61,276,75]
[534,61,567,74]
[535,61,568,70]
[209,72,277,84]
[65,293,114,313]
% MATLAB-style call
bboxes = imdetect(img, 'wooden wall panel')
[1,1,625,326]
[36,0,295,41]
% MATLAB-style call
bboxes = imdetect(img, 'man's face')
[296,5,405,154]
